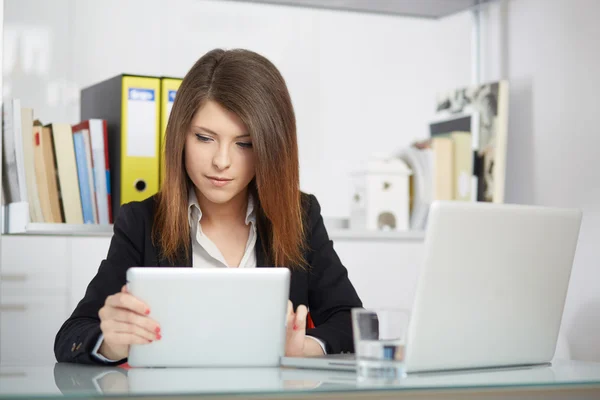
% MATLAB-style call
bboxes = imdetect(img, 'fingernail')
[155,327,161,333]
[293,324,298,330]
[157,334,162,340]
[145,309,150,315]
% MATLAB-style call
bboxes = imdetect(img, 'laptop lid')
[404,201,582,373]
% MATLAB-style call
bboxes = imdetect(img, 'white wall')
[482,0,600,361]
[3,0,598,363]
[2,0,472,218]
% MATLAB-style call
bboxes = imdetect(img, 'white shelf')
[8,223,113,237]
[228,0,497,19]
[328,228,425,241]
[323,218,426,241]
[4,222,425,241]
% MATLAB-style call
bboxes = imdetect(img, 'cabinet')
[69,237,112,310]
[0,236,70,366]
[0,231,425,366]
[0,294,67,366]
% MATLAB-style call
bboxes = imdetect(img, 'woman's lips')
[207,176,232,187]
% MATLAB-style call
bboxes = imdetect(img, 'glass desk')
[2,360,600,399]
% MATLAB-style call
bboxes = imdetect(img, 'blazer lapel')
[157,237,193,267]
[255,230,270,268]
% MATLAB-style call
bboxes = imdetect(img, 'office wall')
[482,0,600,361]
[2,0,472,218]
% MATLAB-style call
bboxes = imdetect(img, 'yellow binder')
[159,77,182,186]
[120,76,161,205]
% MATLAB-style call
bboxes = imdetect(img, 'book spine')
[73,132,94,224]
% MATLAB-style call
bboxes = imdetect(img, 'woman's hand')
[98,285,161,360]
[285,301,325,357]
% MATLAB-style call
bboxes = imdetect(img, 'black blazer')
[54,193,363,364]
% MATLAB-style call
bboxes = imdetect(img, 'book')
[20,108,44,222]
[49,123,83,224]
[81,129,99,223]
[431,137,454,201]
[2,99,26,204]
[450,132,472,201]
[39,125,64,222]
[33,123,57,222]
[73,129,95,224]
[397,146,433,230]
[434,80,509,203]
[430,114,479,202]
[2,99,32,232]
[72,120,111,224]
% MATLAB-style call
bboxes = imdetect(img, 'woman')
[54,49,362,365]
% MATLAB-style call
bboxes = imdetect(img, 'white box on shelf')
[5,201,29,234]
[350,157,412,231]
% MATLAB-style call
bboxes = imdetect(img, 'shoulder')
[114,194,159,231]
[300,192,321,227]
[300,192,328,245]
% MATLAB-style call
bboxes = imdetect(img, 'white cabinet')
[0,294,67,366]
[0,236,69,295]
[69,237,112,310]
[0,236,92,366]
[0,233,424,366]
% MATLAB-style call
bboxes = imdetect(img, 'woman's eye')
[195,134,212,142]
[237,142,253,149]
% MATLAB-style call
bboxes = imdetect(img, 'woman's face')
[184,100,256,205]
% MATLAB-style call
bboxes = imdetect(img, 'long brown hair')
[153,49,306,269]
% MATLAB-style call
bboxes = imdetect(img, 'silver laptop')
[126,267,290,368]
[282,201,582,373]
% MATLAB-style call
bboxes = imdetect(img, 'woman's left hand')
[285,301,325,357]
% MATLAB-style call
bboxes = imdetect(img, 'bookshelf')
[0,1,496,239]
[6,220,426,241]
[0,0,495,240]
[228,0,497,19]
[8,223,113,237]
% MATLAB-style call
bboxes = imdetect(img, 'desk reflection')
[52,363,357,396]
[4,360,594,398]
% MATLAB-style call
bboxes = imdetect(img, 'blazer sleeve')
[54,203,144,364]
[304,194,363,354]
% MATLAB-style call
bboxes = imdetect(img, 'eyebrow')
[194,126,250,139]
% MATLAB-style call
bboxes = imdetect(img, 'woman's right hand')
[98,285,161,360]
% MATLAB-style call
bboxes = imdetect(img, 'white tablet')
[126,267,290,368]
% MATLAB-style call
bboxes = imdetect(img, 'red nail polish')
[157,334,162,340]
[145,309,150,315]
[155,327,161,333]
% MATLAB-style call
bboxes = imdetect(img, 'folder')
[159,77,182,187]
[81,74,160,220]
